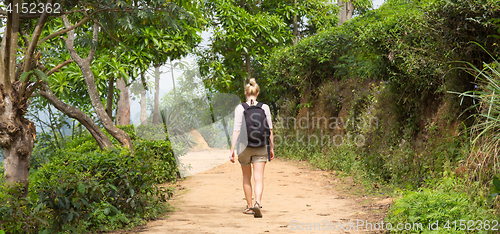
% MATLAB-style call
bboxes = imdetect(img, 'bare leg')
[252,162,266,205]
[241,164,253,208]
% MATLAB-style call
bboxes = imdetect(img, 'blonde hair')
[245,78,260,96]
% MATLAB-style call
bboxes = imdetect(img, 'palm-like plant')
[453,49,500,190]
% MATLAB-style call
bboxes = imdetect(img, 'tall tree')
[337,0,354,25]
[199,0,338,103]
[124,24,203,125]
[58,15,133,150]
[153,65,161,125]
[199,0,291,98]
[337,0,373,25]
[0,0,203,195]
[116,72,131,125]
[35,47,115,150]
[140,70,148,125]
[1,0,55,194]
[102,53,130,124]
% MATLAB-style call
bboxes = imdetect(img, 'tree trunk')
[170,60,176,100]
[243,53,251,91]
[105,76,115,119]
[115,76,130,125]
[245,53,251,79]
[62,16,132,151]
[337,0,354,26]
[39,82,113,151]
[140,88,148,125]
[152,65,160,125]
[0,0,60,195]
[140,71,148,125]
[293,0,298,46]
[0,0,33,196]
[0,82,36,196]
[47,107,61,148]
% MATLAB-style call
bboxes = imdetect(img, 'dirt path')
[124,149,390,234]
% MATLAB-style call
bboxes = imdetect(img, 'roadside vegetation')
[0,125,179,233]
[267,0,500,231]
[1,0,499,233]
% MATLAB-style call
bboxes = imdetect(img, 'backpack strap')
[241,102,250,110]
[242,102,263,109]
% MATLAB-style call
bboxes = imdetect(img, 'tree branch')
[19,0,53,99]
[38,10,100,46]
[47,59,74,76]
[0,30,6,84]
[86,21,99,63]
[38,81,113,150]
[37,5,141,47]
[26,80,41,99]
[61,15,84,64]
[19,27,30,47]
[93,19,125,47]
[23,0,53,73]
[4,0,21,89]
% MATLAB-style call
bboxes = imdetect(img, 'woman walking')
[229,78,274,218]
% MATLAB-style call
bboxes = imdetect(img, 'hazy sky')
[373,0,385,8]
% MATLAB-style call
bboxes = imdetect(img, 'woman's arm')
[269,129,274,160]
[230,105,243,163]
[229,130,240,163]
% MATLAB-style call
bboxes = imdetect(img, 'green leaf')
[270,36,278,43]
[152,37,161,48]
[72,201,81,209]
[19,71,33,82]
[34,202,44,212]
[129,188,134,197]
[67,212,74,222]
[493,176,500,190]
[77,183,86,194]
[393,207,405,215]
[109,184,118,192]
[489,193,499,201]
[33,69,48,81]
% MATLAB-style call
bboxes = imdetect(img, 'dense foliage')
[264,0,500,184]
[198,0,339,104]
[0,126,178,233]
[386,177,496,233]
[2,0,500,232]
[265,0,500,225]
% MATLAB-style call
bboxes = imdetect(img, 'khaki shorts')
[238,146,268,167]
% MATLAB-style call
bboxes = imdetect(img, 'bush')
[29,147,173,232]
[0,126,179,233]
[385,176,497,233]
[134,139,179,184]
[0,183,48,233]
[275,127,362,176]
[30,133,59,171]
[264,0,500,187]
